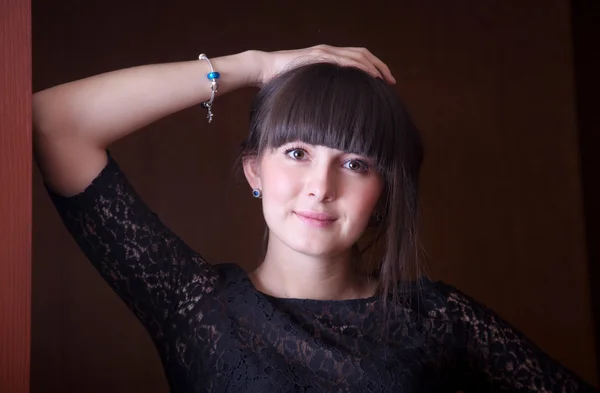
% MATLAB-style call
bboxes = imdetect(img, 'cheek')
[347,181,383,223]
[261,164,299,210]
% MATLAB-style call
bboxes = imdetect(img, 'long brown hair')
[240,62,425,308]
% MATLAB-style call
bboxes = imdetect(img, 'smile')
[293,211,337,228]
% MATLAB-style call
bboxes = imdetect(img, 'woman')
[33,45,596,392]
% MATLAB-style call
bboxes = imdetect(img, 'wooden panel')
[0,0,32,392]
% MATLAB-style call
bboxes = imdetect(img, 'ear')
[242,156,262,191]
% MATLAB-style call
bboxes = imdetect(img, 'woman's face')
[248,141,384,259]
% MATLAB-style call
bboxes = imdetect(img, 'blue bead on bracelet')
[199,53,220,123]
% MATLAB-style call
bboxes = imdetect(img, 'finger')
[305,45,379,79]
[306,45,395,84]
[346,47,396,84]
[310,45,382,78]
[329,48,384,80]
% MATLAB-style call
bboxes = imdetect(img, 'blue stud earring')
[252,189,262,199]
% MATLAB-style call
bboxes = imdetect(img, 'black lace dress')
[48,154,597,393]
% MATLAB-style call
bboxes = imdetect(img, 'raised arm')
[33,51,260,195]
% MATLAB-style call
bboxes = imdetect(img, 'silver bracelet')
[198,53,220,123]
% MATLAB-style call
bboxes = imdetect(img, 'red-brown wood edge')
[0,0,32,392]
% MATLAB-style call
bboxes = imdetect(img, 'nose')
[305,162,337,202]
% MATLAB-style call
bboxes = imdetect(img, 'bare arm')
[33,51,260,195]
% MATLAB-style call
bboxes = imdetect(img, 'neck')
[249,232,375,300]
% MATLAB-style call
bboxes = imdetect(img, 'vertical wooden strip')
[0,0,32,392]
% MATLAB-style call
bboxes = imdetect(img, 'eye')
[343,159,369,172]
[284,147,307,160]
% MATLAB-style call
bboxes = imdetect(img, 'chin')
[284,236,348,259]
[266,217,358,259]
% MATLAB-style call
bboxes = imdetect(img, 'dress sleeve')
[438,282,598,393]
[47,152,220,335]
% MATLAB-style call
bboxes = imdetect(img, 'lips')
[294,210,337,221]
[293,210,337,228]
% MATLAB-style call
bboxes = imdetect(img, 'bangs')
[249,63,402,172]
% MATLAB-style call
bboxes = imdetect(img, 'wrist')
[237,50,267,88]
[207,51,265,93]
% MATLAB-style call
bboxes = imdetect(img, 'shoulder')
[418,278,476,308]
[401,277,492,325]
[211,262,254,293]
[398,276,462,308]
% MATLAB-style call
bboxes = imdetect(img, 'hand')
[250,45,396,87]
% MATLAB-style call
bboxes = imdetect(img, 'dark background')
[31,0,599,391]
